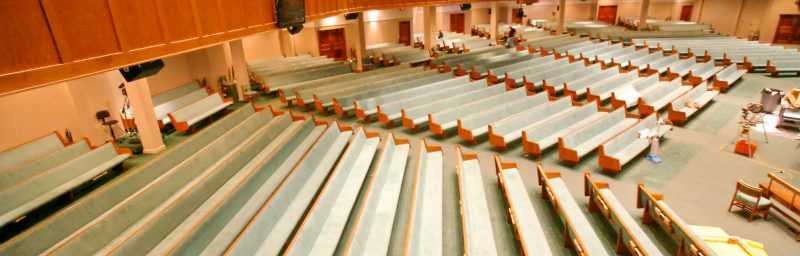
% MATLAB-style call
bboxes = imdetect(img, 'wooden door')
[597,6,617,25]
[399,21,411,45]
[317,28,347,61]
[774,15,800,44]
[450,13,465,33]
[512,8,523,24]
[680,5,693,21]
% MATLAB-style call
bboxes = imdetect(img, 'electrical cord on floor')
[719,143,799,179]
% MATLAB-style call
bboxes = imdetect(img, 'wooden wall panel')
[244,0,270,27]
[220,0,245,31]
[108,0,165,50]
[41,0,120,61]
[156,0,198,42]
[0,0,61,74]
[194,0,225,35]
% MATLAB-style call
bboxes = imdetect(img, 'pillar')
[354,12,367,71]
[490,3,499,41]
[638,0,651,31]
[228,40,248,101]
[590,2,599,20]
[556,0,566,35]
[125,79,165,154]
[278,29,296,57]
[423,6,437,51]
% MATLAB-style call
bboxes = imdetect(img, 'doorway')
[680,5,693,21]
[450,13,465,34]
[317,28,347,61]
[774,14,800,44]
[512,8,523,24]
[597,6,617,25]
[399,21,411,45]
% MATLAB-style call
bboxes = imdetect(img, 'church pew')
[598,114,672,174]
[584,173,665,256]
[664,58,701,81]
[667,82,719,125]
[0,106,258,256]
[344,132,410,256]
[504,58,571,89]
[609,74,663,110]
[595,46,635,66]
[485,54,552,84]
[247,55,319,70]
[542,63,603,96]
[741,54,800,70]
[458,93,550,144]
[537,37,591,52]
[356,76,471,120]
[284,127,380,256]
[628,51,667,72]
[553,41,595,54]
[456,146,498,256]
[389,50,432,65]
[522,61,587,93]
[537,164,611,256]
[168,93,234,133]
[333,72,453,115]
[489,97,574,151]
[637,184,717,256]
[151,80,203,107]
[712,64,747,91]
[469,53,535,80]
[461,39,493,52]
[562,42,612,60]
[295,66,418,108]
[312,68,435,111]
[429,89,529,137]
[515,34,573,51]
[155,88,210,128]
[759,173,800,241]
[0,140,90,192]
[401,81,506,132]
[766,60,800,76]
[0,131,70,172]
[493,154,553,255]
[263,63,352,92]
[376,78,481,124]
[40,107,277,255]
[610,48,650,68]
[255,61,345,82]
[585,71,642,104]
[444,50,513,75]
[247,54,311,66]
[687,61,723,85]
[94,113,305,255]
[278,64,407,104]
[645,54,681,76]
[404,138,444,256]
[251,58,334,77]
[0,141,130,228]
[522,102,607,157]
[225,122,353,255]
[150,118,327,256]
[430,46,507,71]
[637,79,692,117]
[579,43,623,62]
[563,68,620,101]
[558,108,638,164]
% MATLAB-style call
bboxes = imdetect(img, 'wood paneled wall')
[0,0,482,96]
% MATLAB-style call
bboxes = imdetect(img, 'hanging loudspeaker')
[287,25,304,35]
[460,4,471,10]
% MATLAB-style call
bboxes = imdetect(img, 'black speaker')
[516,10,525,18]
[460,4,471,11]
[119,60,165,82]
[345,12,359,20]
[287,25,304,35]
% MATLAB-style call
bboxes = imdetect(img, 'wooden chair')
[728,180,772,222]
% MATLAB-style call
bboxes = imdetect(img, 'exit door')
[597,6,617,25]
[680,5,693,21]
[450,13,465,33]
[774,15,800,44]
[317,28,347,61]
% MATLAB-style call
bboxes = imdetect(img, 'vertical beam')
[639,0,651,31]
[278,29,296,57]
[695,0,705,23]
[490,3,499,40]
[590,2,599,20]
[354,12,366,71]
[423,6,436,51]
[556,0,566,35]
[125,79,165,154]
[229,40,248,101]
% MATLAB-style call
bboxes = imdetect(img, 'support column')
[354,12,367,71]
[278,29,296,57]
[590,2,599,20]
[125,79,165,154]
[556,0,566,35]
[423,6,437,51]
[490,3,499,41]
[228,40,248,101]
[638,0,651,31]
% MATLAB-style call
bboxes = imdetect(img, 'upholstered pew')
[312,69,437,112]
[155,88,210,128]
[429,89,529,137]
[294,66,416,109]
[522,101,608,157]
[563,68,620,102]
[489,97,574,151]
[374,78,479,124]
[765,60,800,76]
[405,139,444,256]
[667,82,719,125]
[278,64,407,104]
[664,58,702,81]
[168,93,234,133]
[542,63,603,96]
[0,131,71,172]
[522,61,587,93]
[598,114,672,173]
[609,74,663,110]
[584,71,642,104]
[610,48,649,69]
[637,79,692,117]
[333,72,453,115]
[485,54,552,84]
[401,81,506,132]
[355,76,471,121]
[504,58,571,90]
[558,108,638,164]
[687,61,723,85]
[637,184,717,256]
[455,147,498,255]
[458,93,549,144]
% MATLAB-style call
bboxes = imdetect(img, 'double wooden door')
[399,21,411,45]
[317,28,346,61]
[597,6,617,25]
[450,13,465,34]
[680,5,693,21]
[774,15,800,45]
